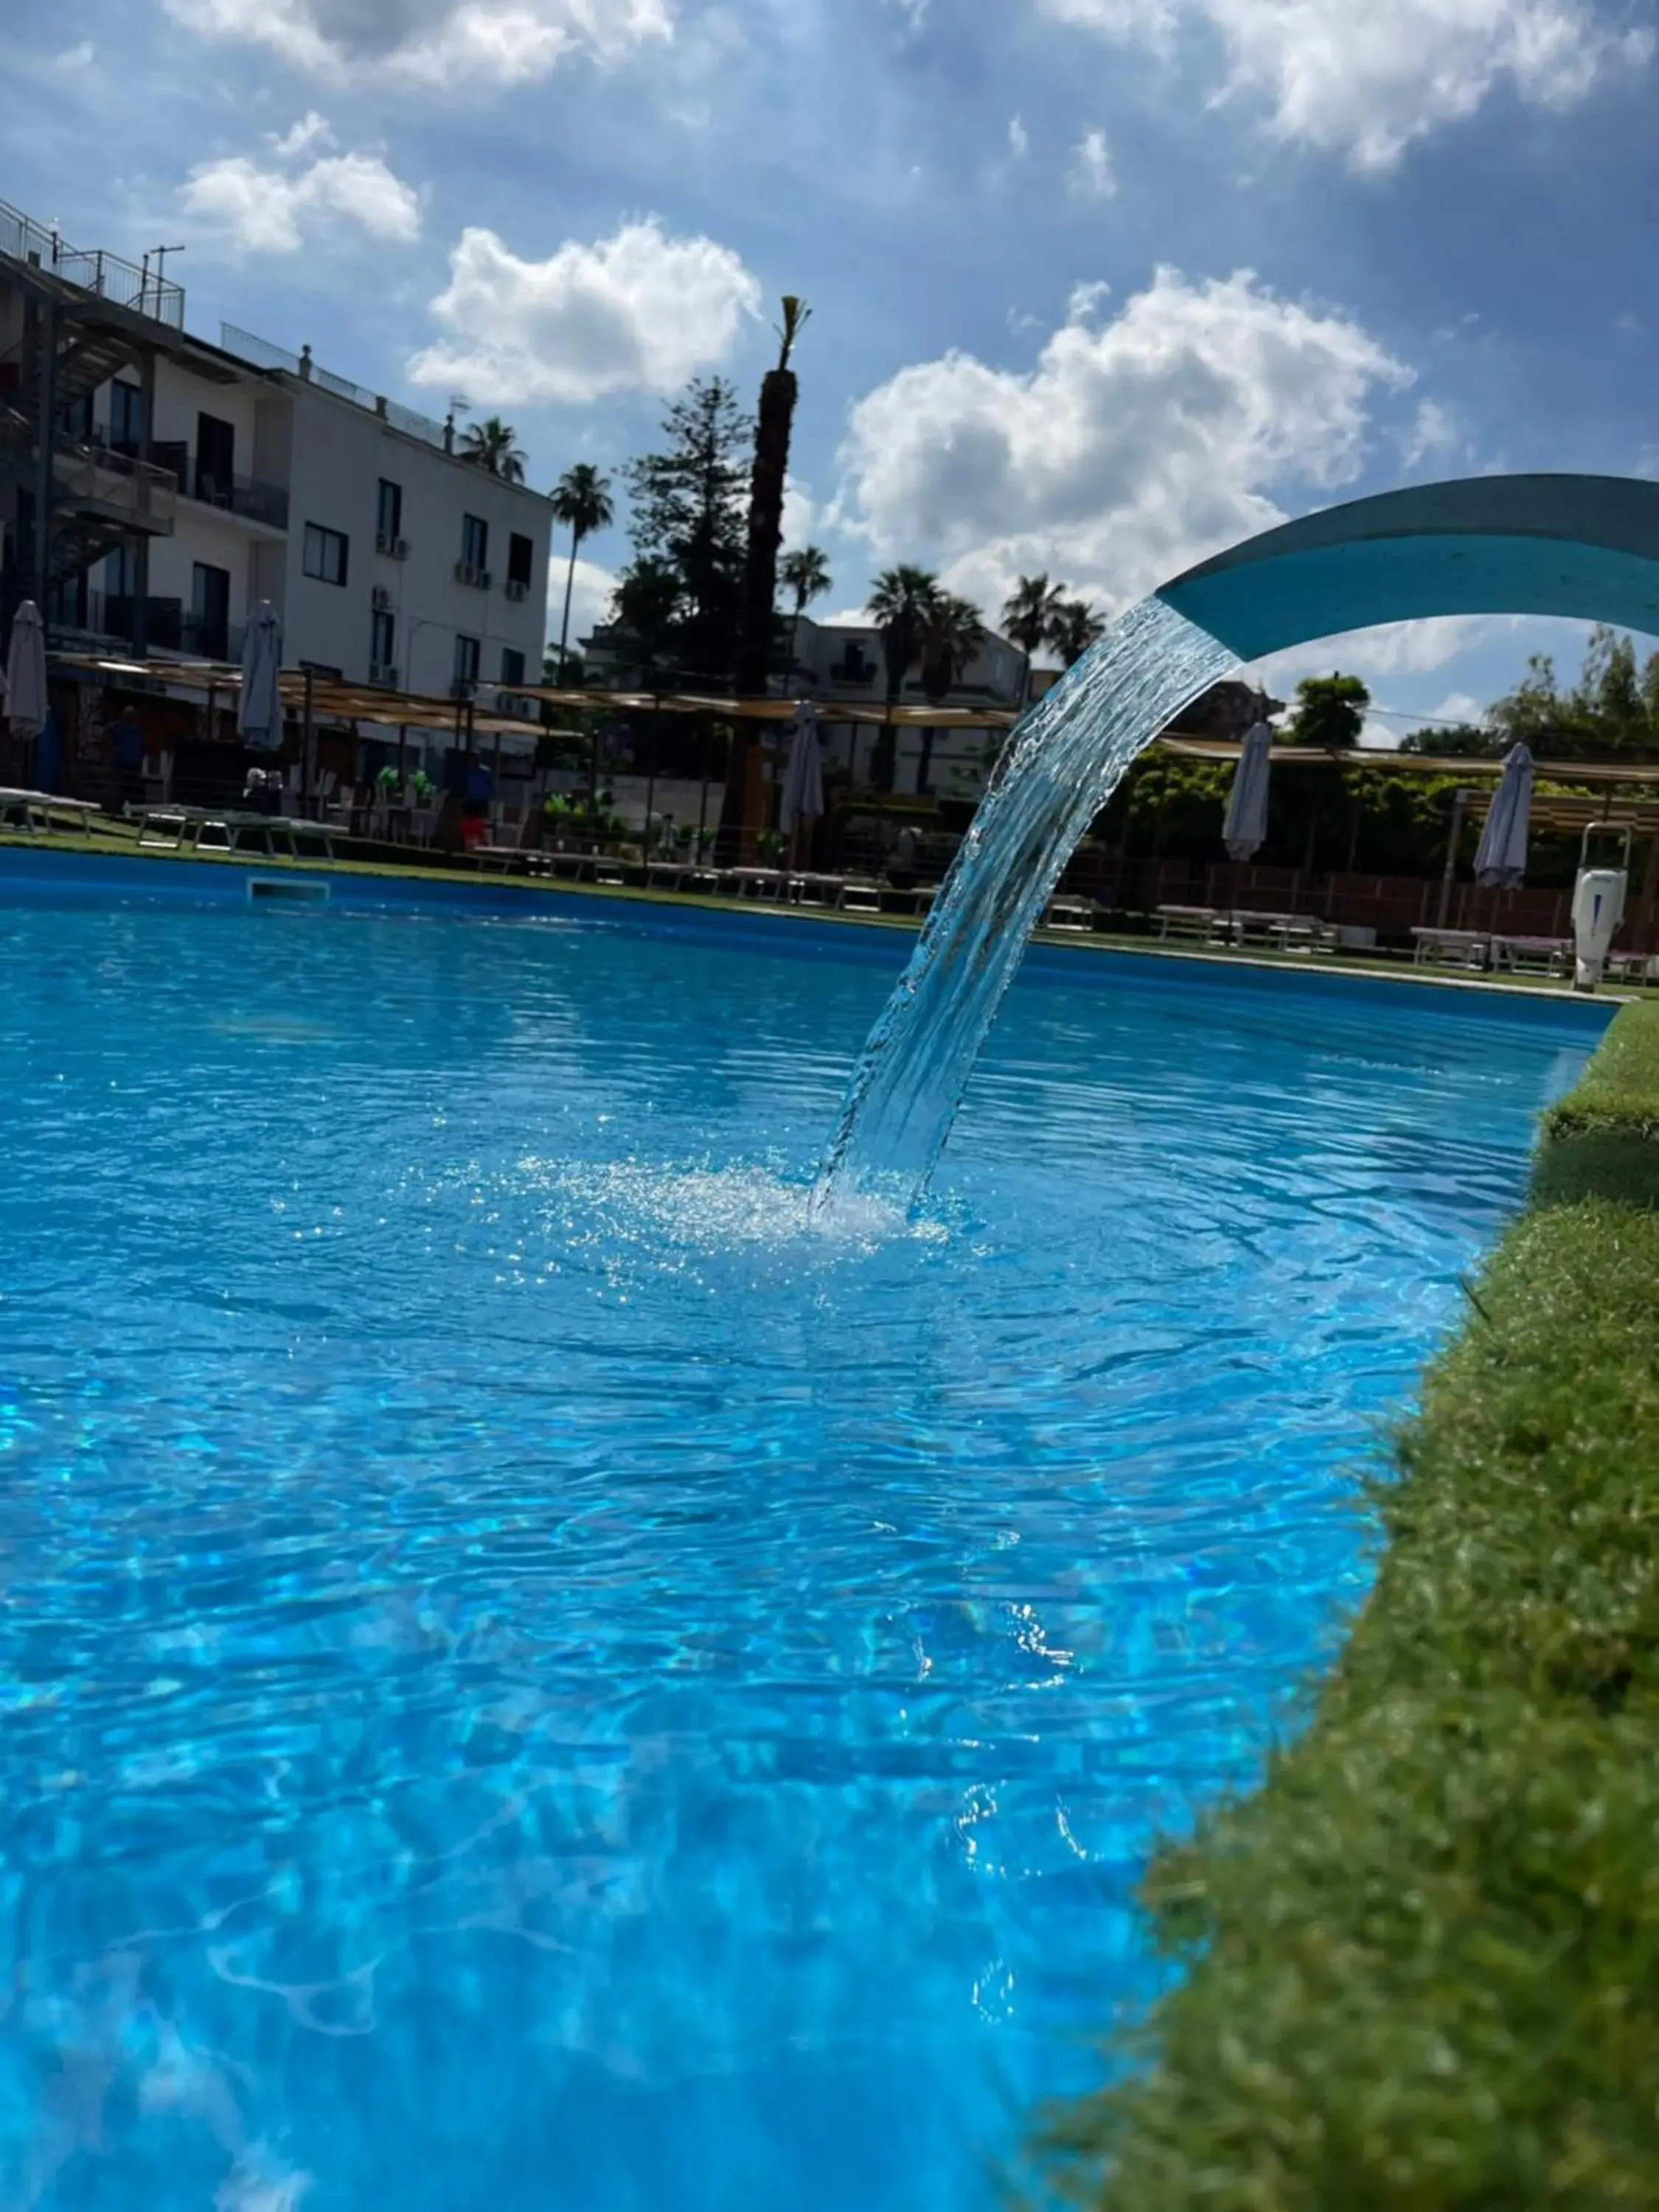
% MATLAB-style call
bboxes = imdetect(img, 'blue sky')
[10,0,1658,732]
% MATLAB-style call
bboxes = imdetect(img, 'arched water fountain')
[820,473,1659,1207]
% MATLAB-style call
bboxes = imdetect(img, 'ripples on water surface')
[0,897,1599,2211]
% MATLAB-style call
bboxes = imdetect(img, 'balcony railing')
[0,197,185,328]
[147,442,289,529]
[53,442,178,532]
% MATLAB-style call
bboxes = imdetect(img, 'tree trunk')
[557,531,580,679]
[719,364,797,862]
[917,725,936,795]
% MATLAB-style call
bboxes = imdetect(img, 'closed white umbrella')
[780,700,824,830]
[237,598,284,752]
[1474,741,1533,888]
[4,600,47,741]
[1222,717,1273,863]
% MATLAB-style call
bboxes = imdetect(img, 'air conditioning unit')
[371,585,392,611]
[369,661,398,686]
[453,561,491,589]
[504,579,528,603]
[495,690,534,717]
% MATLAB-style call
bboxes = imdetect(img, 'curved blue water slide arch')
[819,474,1659,1206]
[1155,472,1659,654]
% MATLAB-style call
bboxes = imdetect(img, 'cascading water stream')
[816,597,1239,1209]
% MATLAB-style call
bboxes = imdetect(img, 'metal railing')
[53,440,178,531]
[220,321,451,455]
[0,198,185,327]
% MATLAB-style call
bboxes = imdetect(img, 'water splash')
[816,598,1238,1208]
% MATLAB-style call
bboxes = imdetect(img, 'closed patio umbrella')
[780,700,823,868]
[237,599,284,752]
[1474,741,1533,888]
[1222,717,1273,863]
[4,600,47,741]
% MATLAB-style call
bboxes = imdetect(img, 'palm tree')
[917,592,985,793]
[867,564,939,791]
[460,415,526,481]
[723,297,812,860]
[1047,597,1107,669]
[549,462,615,683]
[1001,573,1067,706]
[780,545,832,675]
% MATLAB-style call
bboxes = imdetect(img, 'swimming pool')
[0,877,1606,2211]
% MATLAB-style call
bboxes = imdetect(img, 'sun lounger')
[729,867,784,901]
[1042,896,1095,931]
[838,878,883,914]
[0,788,102,835]
[1155,904,1220,944]
[1411,926,1489,970]
[1490,933,1571,978]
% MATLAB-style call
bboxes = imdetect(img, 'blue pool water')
[0,885,1602,2211]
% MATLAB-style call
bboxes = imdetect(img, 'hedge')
[1041,999,1659,2211]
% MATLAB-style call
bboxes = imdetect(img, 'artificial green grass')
[1041,1001,1659,2211]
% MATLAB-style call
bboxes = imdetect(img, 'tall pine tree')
[619,378,751,685]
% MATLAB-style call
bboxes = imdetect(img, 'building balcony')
[52,442,177,535]
[150,442,290,531]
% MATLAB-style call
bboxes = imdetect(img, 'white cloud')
[162,0,674,86]
[782,476,817,548]
[180,136,422,254]
[1246,617,1514,698]
[1070,125,1116,197]
[1428,689,1487,723]
[835,265,1411,619]
[546,552,620,662]
[1008,114,1031,159]
[1399,396,1467,468]
[1040,0,1654,169]
[408,218,761,406]
[271,111,333,156]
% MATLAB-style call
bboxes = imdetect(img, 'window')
[460,514,488,572]
[500,646,525,686]
[453,633,481,687]
[303,523,349,587]
[191,563,231,660]
[507,532,533,588]
[377,479,403,544]
[109,382,142,452]
[370,608,396,672]
[195,411,235,504]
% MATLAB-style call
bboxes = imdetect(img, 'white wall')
[147,507,261,627]
[285,383,551,692]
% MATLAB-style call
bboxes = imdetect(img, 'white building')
[1,197,550,717]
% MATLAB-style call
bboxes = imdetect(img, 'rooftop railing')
[0,198,185,328]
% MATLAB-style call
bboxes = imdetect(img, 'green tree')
[779,544,832,673]
[624,376,752,684]
[868,564,941,790]
[1001,573,1067,705]
[1284,672,1369,748]
[1047,597,1107,668]
[549,462,614,684]
[459,415,526,481]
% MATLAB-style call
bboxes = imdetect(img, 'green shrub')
[1041,1002,1659,2211]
